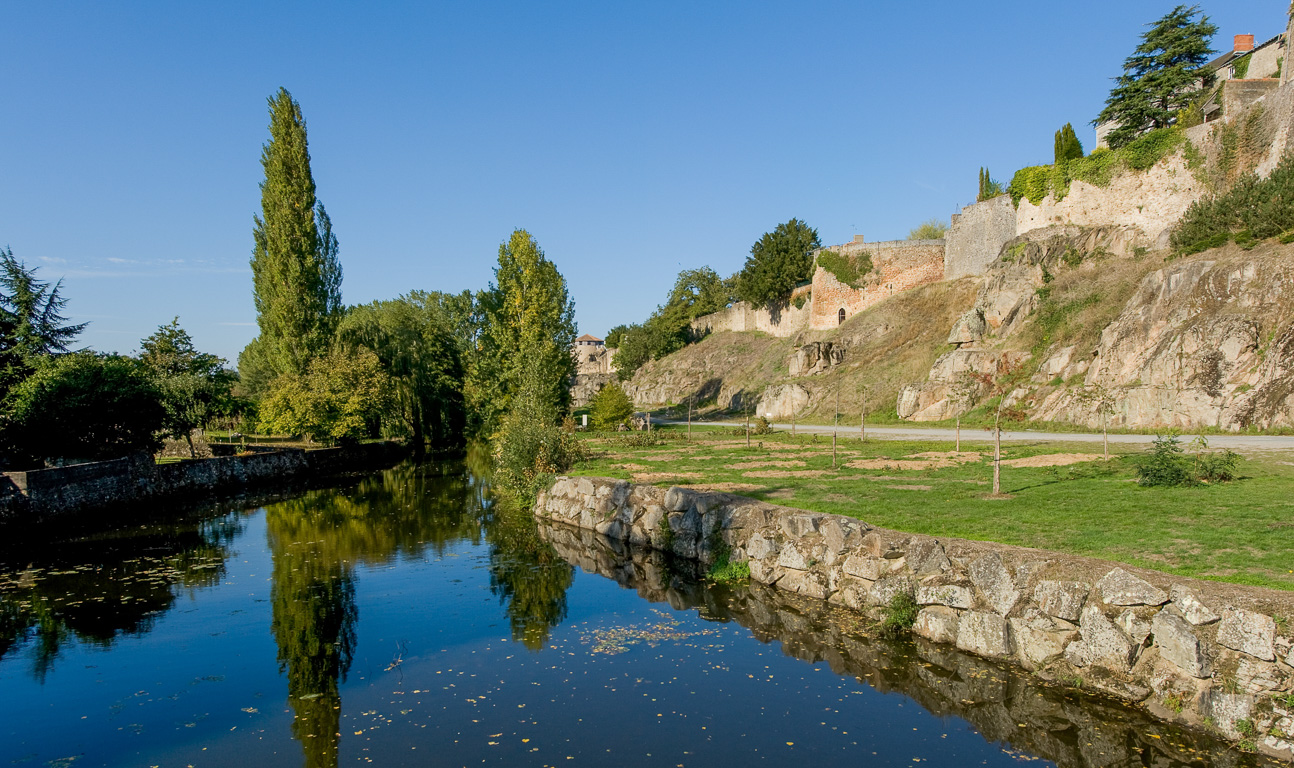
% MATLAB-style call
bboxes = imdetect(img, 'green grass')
[571,427,1294,591]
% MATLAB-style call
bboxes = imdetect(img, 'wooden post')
[860,386,866,442]
[791,405,795,437]
[687,399,692,441]
[993,401,1002,495]
[746,403,751,448]
[832,391,839,469]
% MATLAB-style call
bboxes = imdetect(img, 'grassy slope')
[572,427,1294,591]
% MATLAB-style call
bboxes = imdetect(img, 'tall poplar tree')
[467,229,577,436]
[248,88,343,383]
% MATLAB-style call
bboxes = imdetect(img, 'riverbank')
[0,441,408,525]
[571,428,1294,591]
[536,475,1294,760]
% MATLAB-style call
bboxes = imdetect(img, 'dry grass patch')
[677,482,769,494]
[726,459,807,470]
[742,469,839,478]
[885,484,934,491]
[1000,453,1101,468]
[632,472,704,484]
[614,463,650,472]
[848,458,968,471]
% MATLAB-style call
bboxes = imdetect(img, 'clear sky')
[0,1,1282,363]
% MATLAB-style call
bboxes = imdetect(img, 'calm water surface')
[0,460,1268,767]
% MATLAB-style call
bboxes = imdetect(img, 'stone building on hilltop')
[570,334,618,408]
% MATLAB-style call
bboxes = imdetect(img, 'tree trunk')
[1103,415,1109,461]
[185,431,197,459]
[411,401,426,460]
[860,388,866,442]
[745,405,750,448]
[955,416,961,453]
[687,400,692,441]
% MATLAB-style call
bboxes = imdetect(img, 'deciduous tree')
[247,88,343,386]
[467,230,576,437]
[140,318,235,457]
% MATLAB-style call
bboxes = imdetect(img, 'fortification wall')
[809,239,945,330]
[945,196,1016,279]
[538,476,1294,760]
[1015,154,1204,248]
[689,288,811,339]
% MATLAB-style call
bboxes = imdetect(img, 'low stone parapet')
[537,475,1294,759]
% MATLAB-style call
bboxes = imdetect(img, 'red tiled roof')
[575,334,603,342]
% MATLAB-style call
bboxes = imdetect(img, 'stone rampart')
[945,196,1016,279]
[537,476,1294,759]
[1015,154,1204,249]
[0,442,408,524]
[809,239,945,330]
[689,290,811,339]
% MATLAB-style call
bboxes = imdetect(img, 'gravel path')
[657,419,1294,452]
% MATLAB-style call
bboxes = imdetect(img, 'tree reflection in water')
[0,512,241,680]
[263,448,574,766]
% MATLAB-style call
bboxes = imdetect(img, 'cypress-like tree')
[1054,123,1084,163]
[734,218,821,307]
[977,168,1003,202]
[248,88,343,382]
[1094,5,1217,149]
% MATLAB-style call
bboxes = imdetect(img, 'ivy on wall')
[816,249,873,288]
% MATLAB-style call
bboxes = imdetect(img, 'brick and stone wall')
[809,238,945,330]
[537,476,1294,760]
[945,196,1016,279]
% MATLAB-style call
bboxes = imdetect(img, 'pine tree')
[1054,123,1084,163]
[1094,5,1217,149]
[248,88,343,382]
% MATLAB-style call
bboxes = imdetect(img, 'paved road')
[656,419,1294,452]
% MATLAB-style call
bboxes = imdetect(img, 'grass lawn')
[568,426,1294,591]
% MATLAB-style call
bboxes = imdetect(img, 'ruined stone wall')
[538,476,1294,760]
[809,240,945,330]
[945,196,1016,279]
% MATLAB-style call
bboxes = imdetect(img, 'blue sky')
[0,1,1282,363]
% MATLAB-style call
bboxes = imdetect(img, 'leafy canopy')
[258,348,396,443]
[338,291,470,449]
[1,353,164,466]
[611,267,734,381]
[734,218,821,307]
[1094,5,1217,149]
[467,230,577,438]
[590,382,634,430]
[139,318,236,456]
[907,218,948,240]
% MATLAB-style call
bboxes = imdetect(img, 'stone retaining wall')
[809,240,946,330]
[536,476,1294,759]
[0,442,408,524]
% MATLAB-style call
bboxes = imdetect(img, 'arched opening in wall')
[588,355,598,363]
[837,308,846,325]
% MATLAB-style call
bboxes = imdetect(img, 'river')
[0,458,1271,767]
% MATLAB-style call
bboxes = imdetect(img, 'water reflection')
[538,522,1273,768]
[0,512,241,680]
[261,454,573,767]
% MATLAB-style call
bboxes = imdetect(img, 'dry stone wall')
[537,476,1294,759]
[690,289,812,340]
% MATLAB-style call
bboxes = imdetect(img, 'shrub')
[1009,128,1184,207]
[751,416,774,435]
[1,352,164,467]
[1197,448,1239,483]
[816,249,872,288]
[590,381,634,430]
[877,592,919,638]
[706,542,750,583]
[494,392,586,505]
[1137,434,1195,486]
[1171,152,1294,255]
[907,218,948,240]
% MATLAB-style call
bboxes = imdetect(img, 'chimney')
[1234,34,1255,52]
